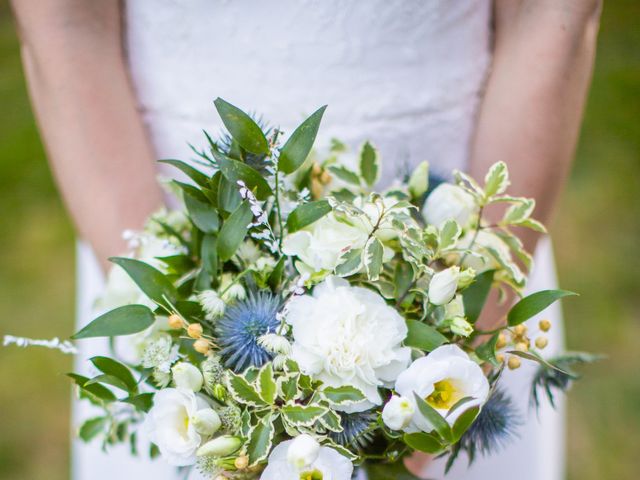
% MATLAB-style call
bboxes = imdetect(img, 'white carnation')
[286,276,410,411]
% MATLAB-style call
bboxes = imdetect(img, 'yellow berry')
[507,356,521,370]
[234,455,249,470]
[496,333,507,350]
[193,338,210,354]
[496,353,505,363]
[513,324,527,336]
[168,314,183,330]
[535,336,549,349]
[539,319,552,332]
[187,323,203,339]
[515,342,529,352]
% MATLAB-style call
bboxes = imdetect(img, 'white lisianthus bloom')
[428,266,460,305]
[382,395,415,430]
[144,388,210,466]
[286,434,321,469]
[394,345,490,432]
[422,184,476,229]
[261,439,353,480]
[172,362,204,392]
[286,276,411,411]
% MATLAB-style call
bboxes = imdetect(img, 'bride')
[11,1,601,479]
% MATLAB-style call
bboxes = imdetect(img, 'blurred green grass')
[0,2,638,479]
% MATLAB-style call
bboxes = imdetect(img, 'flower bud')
[422,183,476,229]
[191,408,222,436]
[428,267,460,306]
[456,268,476,289]
[286,434,320,469]
[539,319,552,332]
[168,314,183,330]
[194,339,210,355]
[408,161,430,199]
[507,356,521,370]
[381,395,415,431]
[197,290,226,320]
[535,336,548,349]
[496,353,505,363]
[496,333,507,349]
[448,317,473,337]
[513,324,527,337]
[515,342,529,352]
[197,435,242,457]
[172,362,203,392]
[234,455,249,470]
[212,384,227,402]
[187,323,203,339]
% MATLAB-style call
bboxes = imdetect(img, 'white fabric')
[73,1,565,478]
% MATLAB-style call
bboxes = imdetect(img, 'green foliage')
[72,305,155,339]
[214,98,269,155]
[286,200,332,232]
[213,151,272,200]
[507,289,578,326]
[360,141,379,186]
[462,270,494,324]
[217,201,253,261]
[404,319,447,352]
[278,105,327,174]
[109,257,178,308]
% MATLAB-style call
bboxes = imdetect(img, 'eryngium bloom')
[216,291,280,372]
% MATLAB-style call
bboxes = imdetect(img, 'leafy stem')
[460,205,484,265]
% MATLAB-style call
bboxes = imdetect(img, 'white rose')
[286,434,321,469]
[261,440,353,480]
[172,362,204,392]
[422,184,476,229]
[428,267,460,306]
[286,276,411,411]
[282,213,368,273]
[394,345,490,432]
[191,408,221,436]
[382,395,415,431]
[144,388,210,466]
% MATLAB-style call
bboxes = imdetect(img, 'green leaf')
[213,150,273,200]
[89,356,138,392]
[365,461,423,480]
[278,105,327,174]
[213,98,269,155]
[321,385,366,405]
[286,200,332,233]
[217,201,253,261]
[217,174,242,212]
[319,410,343,432]
[184,194,219,233]
[404,320,447,352]
[483,161,509,198]
[327,165,361,185]
[257,363,277,405]
[201,234,218,276]
[78,416,107,442]
[267,256,286,291]
[451,406,480,442]
[247,413,275,465]
[278,374,299,402]
[121,392,154,412]
[109,257,178,308]
[85,374,131,392]
[462,270,495,324]
[363,237,384,281]
[67,374,116,402]
[281,404,327,427]
[394,261,414,299]
[507,289,577,326]
[360,141,379,186]
[159,159,210,187]
[476,332,500,367]
[403,432,445,453]
[502,199,535,225]
[508,349,574,375]
[413,393,453,443]
[72,304,155,339]
[226,372,267,407]
[334,248,362,277]
[439,219,461,250]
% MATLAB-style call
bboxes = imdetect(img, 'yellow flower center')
[299,469,323,480]
[426,379,462,410]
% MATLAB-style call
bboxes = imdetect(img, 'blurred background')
[0,2,638,479]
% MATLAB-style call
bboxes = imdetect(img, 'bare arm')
[471,0,602,329]
[11,0,163,270]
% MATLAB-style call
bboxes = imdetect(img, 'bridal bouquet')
[66,99,592,479]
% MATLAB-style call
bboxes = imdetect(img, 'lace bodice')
[124,0,492,182]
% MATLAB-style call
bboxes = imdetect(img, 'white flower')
[261,439,353,480]
[172,362,204,392]
[447,317,474,337]
[286,434,320,469]
[144,388,210,466]
[258,333,292,355]
[394,345,490,432]
[429,266,460,305]
[197,290,226,319]
[191,408,221,436]
[382,395,415,431]
[286,276,411,411]
[141,332,178,372]
[422,184,476,229]
[196,435,242,457]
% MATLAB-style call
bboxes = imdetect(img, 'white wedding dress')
[73,1,565,479]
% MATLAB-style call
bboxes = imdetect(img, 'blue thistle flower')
[330,410,377,449]
[216,291,281,373]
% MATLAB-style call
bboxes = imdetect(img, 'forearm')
[470,0,601,253]
[12,0,163,269]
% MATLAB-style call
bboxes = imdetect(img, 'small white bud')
[422,183,476,229]
[382,395,415,431]
[191,408,222,436]
[287,434,320,469]
[449,317,474,337]
[197,435,242,457]
[429,266,460,306]
[171,362,204,392]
